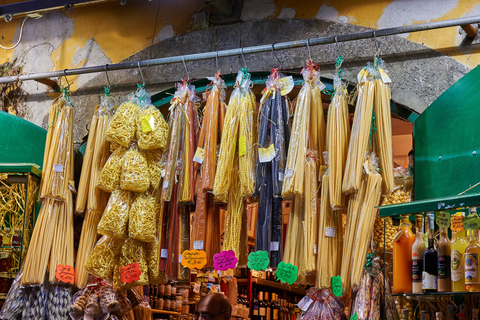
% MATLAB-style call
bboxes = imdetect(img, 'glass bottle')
[259,292,266,320]
[437,226,451,292]
[423,213,438,293]
[412,214,426,293]
[465,229,480,292]
[451,212,468,292]
[265,292,271,320]
[393,215,416,293]
[252,289,259,320]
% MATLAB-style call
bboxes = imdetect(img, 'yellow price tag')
[193,147,205,164]
[141,114,154,133]
[258,143,275,163]
[239,135,247,157]
[357,69,366,83]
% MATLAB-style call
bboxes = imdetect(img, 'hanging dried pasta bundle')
[178,99,198,203]
[146,237,163,284]
[97,146,127,193]
[120,144,150,193]
[143,148,165,190]
[238,88,257,197]
[97,188,133,239]
[106,101,139,147]
[304,155,318,275]
[128,192,157,243]
[85,235,124,280]
[118,237,149,287]
[137,105,169,150]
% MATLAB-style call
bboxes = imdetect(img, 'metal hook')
[334,35,341,57]
[137,61,145,86]
[182,56,190,81]
[306,39,312,61]
[373,30,380,56]
[216,49,219,72]
[271,43,283,69]
[240,48,247,68]
[63,69,70,88]
[105,64,111,88]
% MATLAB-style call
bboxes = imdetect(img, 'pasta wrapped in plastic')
[85,235,124,280]
[0,267,25,319]
[146,237,163,284]
[84,291,102,316]
[143,148,165,190]
[99,286,121,314]
[120,144,150,193]
[137,105,169,150]
[128,192,157,243]
[97,146,127,193]
[353,270,372,320]
[301,288,343,320]
[106,101,140,147]
[118,237,149,287]
[97,189,133,238]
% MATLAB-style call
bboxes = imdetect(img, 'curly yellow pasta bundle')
[85,235,124,280]
[118,237,149,286]
[110,142,120,152]
[137,106,169,150]
[143,148,164,190]
[120,145,150,193]
[128,193,157,243]
[106,102,139,147]
[97,146,127,193]
[97,189,133,238]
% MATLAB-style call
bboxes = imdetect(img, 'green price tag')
[247,251,269,271]
[276,261,298,285]
[331,276,343,297]
[436,211,451,228]
[463,213,480,231]
[350,312,357,320]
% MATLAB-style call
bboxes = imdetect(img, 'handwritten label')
[55,265,74,284]
[259,143,275,163]
[436,211,451,228]
[193,147,205,164]
[193,240,204,250]
[350,312,358,320]
[463,213,480,231]
[53,164,63,173]
[247,251,270,271]
[239,135,247,157]
[325,227,335,238]
[213,250,238,271]
[141,114,155,133]
[120,263,141,283]
[297,296,313,312]
[276,261,298,285]
[160,249,168,258]
[181,250,207,269]
[278,76,294,96]
[451,215,465,232]
[270,242,279,252]
[331,276,343,297]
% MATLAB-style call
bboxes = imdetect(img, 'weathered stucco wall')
[0,0,479,144]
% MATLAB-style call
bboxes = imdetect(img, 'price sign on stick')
[181,250,207,269]
[331,276,343,297]
[436,211,451,228]
[56,265,74,284]
[463,213,480,231]
[120,263,141,283]
[247,251,269,271]
[213,250,238,271]
[350,312,358,320]
[276,261,298,285]
[451,215,465,232]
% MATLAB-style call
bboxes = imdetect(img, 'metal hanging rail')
[1,14,480,84]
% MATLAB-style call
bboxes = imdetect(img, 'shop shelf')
[151,309,182,315]
[238,278,306,294]
[393,291,480,301]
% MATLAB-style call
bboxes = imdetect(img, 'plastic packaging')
[178,206,190,281]
[85,235,124,279]
[118,237,149,287]
[126,287,142,309]
[128,192,157,243]
[301,288,343,320]
[46,285,71,320]
[85,291,102,315]
[22,284,46,320]
[120,144,150,193]
[143,148,164,190]
[99,286,121,314]
[353,270,372,320]
[97,146,127,193]
[137,105,169,150]
[146,237,163,284]
[178,99,197,204]
[106,101,140,147]
[0,268,24,320]
[69,287,90,316]
[97,188,133,239]
[161,106,182,202]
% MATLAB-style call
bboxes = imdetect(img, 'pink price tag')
[213,250,238,271]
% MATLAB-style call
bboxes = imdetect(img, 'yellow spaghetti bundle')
[97,189,133,239]
[85,235,124,280]
[283,196,307,283]
[374,79,394,193]
[327,84,351,209]
[118,237,149,286]
[342,80,375,193]
[137,105,169,150]
[106,101,139,147]
[128,192,157,243]
[238,90,257,197]
[97,146,127,193]
[120,145,150,193]
[304,156,318,273]
[311,83,327,167]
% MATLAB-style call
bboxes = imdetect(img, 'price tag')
[161,169,165,177]
[357,69,366,84]
[193,283,201,293]
[247,251,270,271]
[378,68,392,84]
[55,265,74,284]
[181,250,207,269]
[270,242,279,252]
[276,261,298,285]
[350,312,357,320]
[120,263,141,283]
[193,240,204,250]
[451,215,464,232]
[179,254,183,263]
[161,249,168,258]
[53,164,63,173]
[325,227,335,238]
[463,213,480,231]
[278,76,294,96]
[314,244,317,254]
[193,147,205,164]
[213,250,238,271]
[297,296,313,312]
[278,172,285,181]
[331,276,343,297]
[163,180,169,189]
[141,114,155,133]
[239,135,247,157]
[436,211,451,228]
[285,169,293,178]
[258,143,275,163]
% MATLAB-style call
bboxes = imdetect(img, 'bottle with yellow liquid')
[451,212,468,292]
[465,228,480,292]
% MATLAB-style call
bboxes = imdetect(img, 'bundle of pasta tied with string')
[254,68,291,268]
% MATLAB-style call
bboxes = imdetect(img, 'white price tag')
[53,164,63,173]
[379,68,392,84]
[258,144,275,163]
[179,254,183,263]
[163,180,169,189]
[161,169,165,177]
[325,227,335,238]
[314,244,317,254]
[161,249,168,258]
[193,240,204,250]
[193,147,205,164]
[270,241,279,252]
[278,172,285,181]
[285,169,293,178]
[297,296,314,312]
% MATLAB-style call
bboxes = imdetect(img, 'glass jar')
[157,296,164,310]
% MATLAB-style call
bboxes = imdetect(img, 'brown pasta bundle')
[106,102,139,147]
[118,237,149,286]
[97,146,127,193]
[120,145,150,193]
[97,188,133,239]
[128,192,157,243]
[85,235,124,280]
[143,148,164,190]
[137,106,169,150]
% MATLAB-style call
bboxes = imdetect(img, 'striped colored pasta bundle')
[85,235,123,280]
[118,237,149,287]
[137,105,169,150]
[97,188,133,239]
[128,192,157,243]
[106,101,139,147]
[120,144,150,193]
[97,146,127,193]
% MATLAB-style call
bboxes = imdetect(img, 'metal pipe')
[2,14,480,84]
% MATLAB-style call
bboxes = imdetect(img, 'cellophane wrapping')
[106,100,140,147]
[85,235,124,280]
[137,105,169,150]
[0,268,25,320]
[118,237,149,287]
[120,144,150,193]
[300,288,343,320]
[128,192,157,243]
[97,146,127,193]
[97,189,133,239]
[45,285,72,320]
